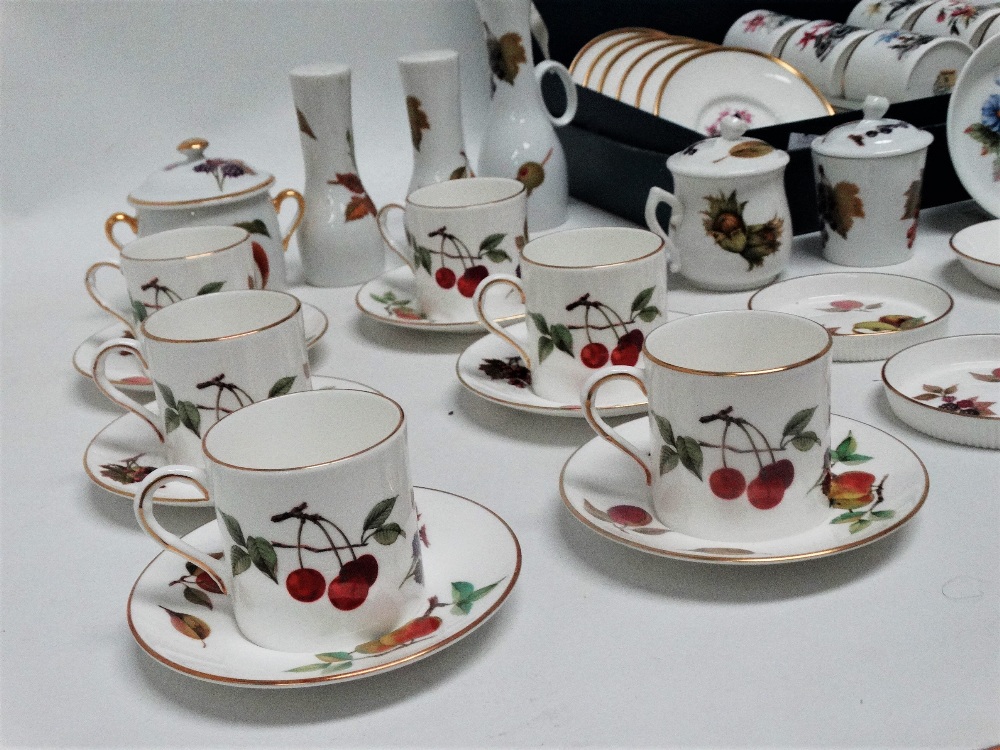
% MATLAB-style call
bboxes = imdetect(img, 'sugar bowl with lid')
[105,138,304,290]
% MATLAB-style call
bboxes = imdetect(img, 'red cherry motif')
[708,467,746,500]
[610,343,640,366]
[456,265,489,297]
[759,459,795,489]
[746,473,785,510]
[620,329,644,349]
[328,554,379,611]
[580,342,609,369]
[829,299,863,311]
[285,568,326,602]
[607,504,653,527]
[435,267,456,289]
[251,241,270,289]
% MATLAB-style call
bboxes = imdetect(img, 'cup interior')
[122,225,248,261]
[204,389,404,470]
[645,310,831,374]
[141,289,299,342]
[407,177,524,208]
[521,227,663,268]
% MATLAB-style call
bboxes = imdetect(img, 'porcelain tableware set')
[848,0,1000,48]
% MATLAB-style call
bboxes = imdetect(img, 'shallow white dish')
[561,414,928,564]
[569,28,654,86]
[654,47,834,134]
[74,301,328,390]
[635,44,709,113]
[85,375,380,505]
[599,37,693,97]
[882,334,1000,448]
[946,34,1000,218]
[748,272,953,362]
[950,219,1000,289]
[127,487,520,687]
[355,265,523,334]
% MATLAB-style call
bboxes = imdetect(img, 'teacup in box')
[781,20,873,98]
[723,10,808,56]
[583,310,833,543]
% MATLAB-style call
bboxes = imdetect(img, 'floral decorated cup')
[781,20,874,97]
[133,389,425,652]
[909,0,1000,48]
[847,0,936,30]
[723,10,808,56]
[582,310,833,543]
[473,227,667,404]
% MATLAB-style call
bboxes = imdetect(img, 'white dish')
[748,272,953,361]
[561,414,928,563]
[635,44,710,113]
[355,264,523,334]
[654,47,834,133]
[598,37,690,97]
[569,28,654,86]
[882,334,1000,448]
[84,375,380,505]
[127,487,520,687]
[950,219,1000,288]
[946,33,1000,217]
[73,300,328,390]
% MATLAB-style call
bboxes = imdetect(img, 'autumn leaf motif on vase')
[156,375,298,437]
[964,81,1000,183]
[406,96,430,151]
[329,170,377,222]
[297,108,317,140]
[816,164,865,241]
[484,23,526,89]
[824,432,895,533]
[701,190,784,270]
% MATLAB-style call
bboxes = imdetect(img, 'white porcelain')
[290,63,386,288]
[474,227,667,405]
[655,47,834,130]
[723,10,809,56]
[946,34,1000,218]
[645,116,792,291]
[812,96,933,266]
[105,138,303,291]
[377,178,526,324]
[617,41,703,105]
[950,219,1000,287]
[748,272,954,361]
[84,375,379,505]
[583,310,833,543]
[844,30,971,102]
[92,290,311,467]
[86,226,263,336]
[847,0,936,30]
[781,21,874,98]
[883,334,1000,448]
[398,50,473,193]
[909,0,1000,47]
[476,0,578,231]
[596,37,689,97]
[562,414,928,563]
[74,301,328,390]
[569,28,651,85]
[635,44,712,114]
[127,487,520,686]
[979,12,1000,45]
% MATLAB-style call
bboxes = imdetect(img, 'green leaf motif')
[452,581,475,602]
[316,652,354,663]
[676,436,704,480]
[835,433,857,460]
[132,300,148,323]
[234,219,271,238]
[163,408,180,433]
[791,431,820,452]
[480,233,506,254]
[871,510,895,519]
[364,496,397,531]
[654,414,675,447]
[832,511,865,523]
[183,586,213,610]
[529,312,549,337]
[660,445,679,475]
[231,545,251,575]
[631,287,655,313]
[637,306,660,322]
[550,324,574,357]
[196,281,225,295]
[483,248,512,264]
[247,536,279,583]
[413,245,433,275]
[783,406,816,438]
[156,381,178,410]
[373,522,404,545]
[220,510,246,547]
[840,454,873,465]
[286,661,352,673]
[538,336,554,363]
[849,518,873,534]
[470,581,500,602]
[177,401,201,436]
[268,376,296,398]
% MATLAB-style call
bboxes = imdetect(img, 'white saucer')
[73,301,329,390]
[127,487,521,687]
[950,219,1000,290]
[946,34,1000,218]
[560,414,928,564]
[355,265,524,334]
[748,273,953,362]
[456,313,688,418]
[85,376,380,505]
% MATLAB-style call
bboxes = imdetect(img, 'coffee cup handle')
[273,188,305,251]
[375,203,416,272]
[134,466,228,594]
[473,275,532,366]
[105,211,138,251]
[92,338,164,442]
[535,60,578,126]
[85,260,135,332]
[644,187,682,272]
[582,366,653,485]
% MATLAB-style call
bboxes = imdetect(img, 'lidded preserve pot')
[645,116,792,291]
[811,95,932,267]
[105,138,304,290]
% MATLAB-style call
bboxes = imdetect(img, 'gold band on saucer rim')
[569,27,667,74]
[582,32,649,86]
[634,43,711,108]
[140,291,301,344]
[597,36,701,94]
[615,40,692,100]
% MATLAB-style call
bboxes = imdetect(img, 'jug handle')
[376,204,415,272]
[644,187,682,273]
[273,189,305,251]
[535,60,578,127]
[105,212,138,251]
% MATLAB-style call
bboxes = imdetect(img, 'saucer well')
[85,375,380,505]
[560,414,928,563]
[127,486,521,687]
[73,301,329,390]
[950,219,1000,290]
[355,265,524,334]
[748,273,953,362]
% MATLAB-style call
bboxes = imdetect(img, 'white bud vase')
[475,0,577,232]
[289,63,385,287]
[399,50,473,194]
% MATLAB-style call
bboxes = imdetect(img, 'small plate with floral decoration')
[127,486,520,687]
[561,414,927,563]
[85,375,380,505]
[882,334,1000,448]
[73,301,329,390]
[949,219,1000,289]
[355,265,523,334]
[946,33,1000,217]
[748,272,953,361]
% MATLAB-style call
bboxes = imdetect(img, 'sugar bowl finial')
[176,138,209,161]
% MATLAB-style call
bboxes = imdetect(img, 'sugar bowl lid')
[811,96,933,159]
[666,116,789,178]
[127,138,275,207]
